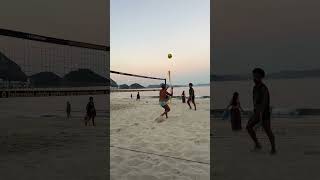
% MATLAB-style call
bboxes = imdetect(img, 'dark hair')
[189,83,193,86]
[89,96,93,100]
[161,83,166,89]
[231,92,239,105]
[252,68,265,78]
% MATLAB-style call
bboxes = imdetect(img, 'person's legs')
[164,105,170,118]
[262,118,276,154]
[192,97,196,110]
[92,116,95,126]
[246,114,262,149]
[160,104,166,116]
[187,98,192,109]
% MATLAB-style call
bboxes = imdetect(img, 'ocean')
[110,86,210,99]
[212,78,320,115]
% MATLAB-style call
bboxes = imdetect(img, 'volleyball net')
[110,70,166,92]
[0,28,109,97]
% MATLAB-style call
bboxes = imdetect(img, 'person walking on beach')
[187,83,196,110]
[246,68,276,154]
[66,101,71,119]
[181,91,186,103]
[131,93,133,99]
[225,92,244,131]
[85,96,96,126]
[159,83,173,118]
[137,92,140,101]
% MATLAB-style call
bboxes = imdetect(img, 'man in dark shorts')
[187,83,196,110]
[246,68,276,154]
[85,96,96,126]
[137,92,140,101]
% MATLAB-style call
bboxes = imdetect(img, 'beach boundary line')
[110,145,210,165]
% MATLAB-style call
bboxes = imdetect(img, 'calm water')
[212,78,320,110]
[111,86,210,99]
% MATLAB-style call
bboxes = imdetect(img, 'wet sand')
[0,95,108,180]
[212,115,320,180]
[111,97,210,180]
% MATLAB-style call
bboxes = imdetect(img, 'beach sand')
[0,95,108,180]
[110,97,210,180]
[212,115,320,180]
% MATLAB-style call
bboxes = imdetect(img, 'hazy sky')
[111,0,210,85]
[0,0,109,77]
[0,0,109,45]
[213,0,320,75]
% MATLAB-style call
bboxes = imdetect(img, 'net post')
[164,79,167,86]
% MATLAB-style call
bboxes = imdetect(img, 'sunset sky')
[111,0,210,85]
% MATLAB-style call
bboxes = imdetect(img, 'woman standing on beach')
[181,91,186,103]
[226,92,244,131]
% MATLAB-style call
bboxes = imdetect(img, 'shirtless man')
[86,97,96,126]
[159,83,173,118]
[187,83,196,110]
[246,68,276,154]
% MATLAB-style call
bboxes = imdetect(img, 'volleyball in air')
[168,53,173,59]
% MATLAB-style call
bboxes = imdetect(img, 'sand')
[212,115,320,180]
[110,97,210,180]
[0,95,108,180]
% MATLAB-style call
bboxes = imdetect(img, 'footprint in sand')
[154,116,166,123]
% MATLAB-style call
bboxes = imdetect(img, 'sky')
[0,0,109,45]
[213,0,320,75]
[0,0,109,77]
[111,0,210,85]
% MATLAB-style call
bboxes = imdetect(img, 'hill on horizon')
[129,83,145,89]
[211,69,320,81]
[119,84,130,89]
[29,72,62,87]
[0,51,28,82]
[63,69,112,87]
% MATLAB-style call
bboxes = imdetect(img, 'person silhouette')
[181,91,186,103]
[137,92,140,101]
[187,83,196,110]
[225,92,244,131]
[246,68,276,154]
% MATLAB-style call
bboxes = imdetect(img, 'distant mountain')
[211,74,249,81]
[29,72,62,87]
[119,84,130,89]
[147,84,161,88]
[268,69,320,79]
[62,69,108,86]
[0,52,28,82]
[147,84,183,88]
[211,69,320,81]
[130,83,144,89]
[110,79,118,87]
